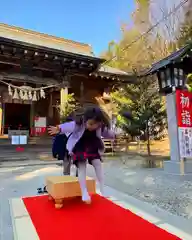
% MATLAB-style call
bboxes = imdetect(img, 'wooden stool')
[46,176,96,209]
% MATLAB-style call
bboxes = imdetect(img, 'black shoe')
[37,188,43,194]
[43,186,48,193]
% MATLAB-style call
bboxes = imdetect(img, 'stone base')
[164,160,192,174]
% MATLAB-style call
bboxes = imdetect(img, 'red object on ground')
[23,195,181,240]
[16,146,24,152]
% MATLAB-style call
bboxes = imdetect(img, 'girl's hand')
[47,126,60,135]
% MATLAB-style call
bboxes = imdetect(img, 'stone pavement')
[1,160,192,239]
[0,165,62,240]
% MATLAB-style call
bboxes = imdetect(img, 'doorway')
[4,103,31,134]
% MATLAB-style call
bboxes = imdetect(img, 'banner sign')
[176,90,192,157]
[32,117,47,136]
[176,89,192,127]
[34,117,46,128]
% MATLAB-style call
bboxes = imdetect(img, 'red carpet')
[23,195,181,240]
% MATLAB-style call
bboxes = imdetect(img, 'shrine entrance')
[4,103,31,134]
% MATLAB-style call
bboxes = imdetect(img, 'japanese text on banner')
[176,90,192,127]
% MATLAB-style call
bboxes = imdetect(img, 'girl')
[48,107,115,204]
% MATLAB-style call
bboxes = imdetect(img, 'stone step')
[0,151,53,162]
[0,145,52,151]
[0,156,29,161]
[0,136,52,145]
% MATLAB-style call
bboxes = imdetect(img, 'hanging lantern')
[8,85,12,96]
[32,91,37,101]
[13,88,19,99]
[40,88,45,98]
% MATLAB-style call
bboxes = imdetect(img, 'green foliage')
[186,73,192,92]
[177,2,192,47]
[178,25,192,47]
[56,93,79,123]
[101,0,192,142]
[111,78,167,140]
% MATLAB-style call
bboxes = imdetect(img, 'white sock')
[78,162,90,201]
[92,159,105,195]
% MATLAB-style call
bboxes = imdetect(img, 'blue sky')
[0,0,134,56]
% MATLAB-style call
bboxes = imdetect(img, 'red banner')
[30,127,46,136]
[176,89,192,127]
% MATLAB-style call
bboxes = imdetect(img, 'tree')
[56,93,79,123]
[111,77,167,155]
[133,0,151,32]
[177,0,192,47]
[101,0,178,156]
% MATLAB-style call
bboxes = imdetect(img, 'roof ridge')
[0,22,92,52]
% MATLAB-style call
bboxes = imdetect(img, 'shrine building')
[0,23,135,137]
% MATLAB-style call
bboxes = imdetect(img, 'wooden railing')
[103,136,145,155]
[103,139,115,155]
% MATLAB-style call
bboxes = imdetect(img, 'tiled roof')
[98,65,130,76]
[0,23,137,82]
[96,65,136,83]
[145,42,192,75]
[0,23,94,57]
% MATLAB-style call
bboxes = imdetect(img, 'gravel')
[99,161,192,219]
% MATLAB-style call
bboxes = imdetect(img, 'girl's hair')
[73,106,110,128]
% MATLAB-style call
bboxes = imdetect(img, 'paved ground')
[1,160,192,239]
[0,165,63,240]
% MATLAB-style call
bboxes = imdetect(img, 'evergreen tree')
[111,77,167,154]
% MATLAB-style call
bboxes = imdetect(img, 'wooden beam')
[0,45,4,51]
[1,45,13,56]
[12,47,17,56]
[0,59,57,72]
[54,56,59,60]
[0,45,98,75]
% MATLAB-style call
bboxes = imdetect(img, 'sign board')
[176,90,192,157]
[11,135,27,145]
[11,136,20,145]
[33,117,47,136]
[19,135,27,145]
[34,117,46,128]
[178,127,192,158]
[176,89,192,127]
[8,130,29,138]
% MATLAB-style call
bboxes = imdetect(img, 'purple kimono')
[59,121,115,164]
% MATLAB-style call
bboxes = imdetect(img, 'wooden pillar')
[30,103,34,128]
[48,91,54,125]
[48,92,53,117]
[80,81,84,106]
[30,102,34,136]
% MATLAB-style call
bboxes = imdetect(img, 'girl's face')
[85,119,101,131]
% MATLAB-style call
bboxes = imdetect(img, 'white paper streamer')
[8,85,12,96]
[13,88,19,99]
[32,91,37,101]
